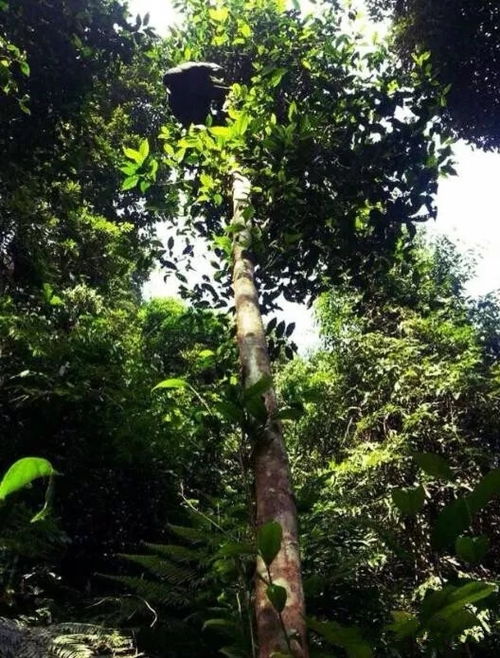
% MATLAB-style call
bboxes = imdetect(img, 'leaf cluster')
[367,0,500,150]
[154,0,451,312]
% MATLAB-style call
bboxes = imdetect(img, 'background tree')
[278,238,500,654]
[367,0,500,150]
[131,0,453,653]
[0,0,234,626]
[2,1,498,657]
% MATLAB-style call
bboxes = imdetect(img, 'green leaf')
[152,378,187,391]
[149,158,158,180]
[233,112,250,136]
[42,282,64,306]
[197,348,215,360]
[200,173,214,189]
[257,520,282,566]
[467,468,500,513]
[217,541,255,558]
[238,22,252,38]
[0,457,57,500]
[119,163,138,175]
[307,618,373,658]
[122,146,144,163]
[413,452,453,481]
[42,282,53,302]
[391,485,425,516]
[432,469,500,548]
[244,375,273,401]
[386,611,420,640]
[426,608,480,637]
[432,497,472,549]
[287,100,298,121]
[139,138,149,159]
[49,294,63,306]
[214,400,244,424]
[208,6,229,22]
[122,175,139,190]
[202,618,237,633]
[213,234,232,256]
[168,524,206,543]
[19,97,31,114]
[455,535,489,564]
[266,584,287,613]
[245,395,268,422]
[269,67,287,88]
[209,126,231,138]
[420,582,496,624]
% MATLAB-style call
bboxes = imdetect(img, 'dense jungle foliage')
[0,0,499,656]
[366,0,500,151]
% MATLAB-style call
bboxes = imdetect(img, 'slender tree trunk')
[231,171,308,658]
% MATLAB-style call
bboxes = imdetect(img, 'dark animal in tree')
[163,61,228,127]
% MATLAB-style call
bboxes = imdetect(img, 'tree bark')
[231,171,308,658]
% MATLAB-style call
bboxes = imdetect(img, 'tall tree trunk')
[231,171,308,658]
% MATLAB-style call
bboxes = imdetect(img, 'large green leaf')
[214,400,244,424]
[425,608,480,638]
[467,468,500,513]
[307,618,373,658]
[257,520,282,567]
[0,457,57,500]
[420,582,496,624]
[208,6,229,22]
[431,498,472,549]
[386,611,420,640]
[139,138,149,159]
[245,395,268,422]
[432,468,500,548]
[244,375,273,401]
[391,485,425,516]
[123,146,145,164]
[266,583,287,613]
[455,535,489,564]
[202,618,237,633]
[152,378,187,391]
[413,452,453,481]
[217,541,255,558]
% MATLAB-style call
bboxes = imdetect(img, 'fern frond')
[0,618,142,658]
[101,575,192,608]
[118,554,194,585]
[142,542,204,563]
[167,523,209,544]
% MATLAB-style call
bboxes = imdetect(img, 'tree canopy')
[367,0,500,150]
[0,0,499,656]
[143,0,452,312]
